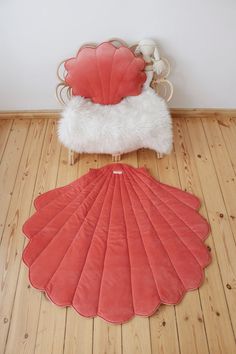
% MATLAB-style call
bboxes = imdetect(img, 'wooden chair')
[56,39,173,165]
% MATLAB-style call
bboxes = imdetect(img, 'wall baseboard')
[170,108,236,118]
[0,109,236,120]
[0,110,60,119]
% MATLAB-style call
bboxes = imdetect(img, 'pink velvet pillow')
[64,42,146,105]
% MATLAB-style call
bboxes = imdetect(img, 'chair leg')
[68,149,75,165]
[156,152,164,159]
[112,153,121,162]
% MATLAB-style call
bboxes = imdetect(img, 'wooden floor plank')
[4,119,61,354]
[174,118,228,353]
[30,122,65,354]
[215,117,236,176]
[0,119,47,354]
[0,120,13,162]
[202,117,236,244]
[154,146,209,354]
[138,148,180,354]
[201,117,236,335]
[35,145,91,354]
[0,119,30,244]
[93,317,122,354]
[34,147,71,354]
[186,117,236,353]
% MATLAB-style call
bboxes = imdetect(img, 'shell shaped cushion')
[22,164,211,324]
[64,42,146,105]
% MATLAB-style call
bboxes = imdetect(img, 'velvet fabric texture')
[64,42,146,105]
[22,164,211,323]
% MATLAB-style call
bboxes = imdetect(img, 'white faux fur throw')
[58,87,172,155]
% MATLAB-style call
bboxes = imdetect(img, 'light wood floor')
[0,116,236,354]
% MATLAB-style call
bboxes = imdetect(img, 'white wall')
[0,0,235,110]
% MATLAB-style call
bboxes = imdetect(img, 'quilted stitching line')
[127,170,206,270]
[29,170,109,238]
[71,173,115,307]
[35,169,102,211]
[119,176,135,313]
[27,172,105,240]
[125,170,187,298]
[35,186,69,210]
[35,188,75,214]
[33,177,90,217]
[26,169,105,241]
[121,173,161,305]
[136,169,199,211]
[134,169,206,240]
[46,172,115,298]
[97,173,117,314]
[27,171,111,267]
[159,184,199,210]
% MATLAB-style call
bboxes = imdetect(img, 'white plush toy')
[135,38,166,75]
[135,39,173,101]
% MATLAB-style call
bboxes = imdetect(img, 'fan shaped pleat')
[133,169,210,242]
[46,173,116,311]
[34,170,97,211]
[83,175,134,322]
[24,171,111,288]
[125,169,210,289]
[120,176,183,307]
[23,167,104,238]
[22,163,211,324]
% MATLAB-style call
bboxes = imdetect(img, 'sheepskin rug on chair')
[58,87,172,155]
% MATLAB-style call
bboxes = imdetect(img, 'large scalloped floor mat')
[22,163,211,323]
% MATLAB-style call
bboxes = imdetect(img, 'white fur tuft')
[58,87,173,155]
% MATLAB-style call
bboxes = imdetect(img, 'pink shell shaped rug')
[22,163,211,324]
